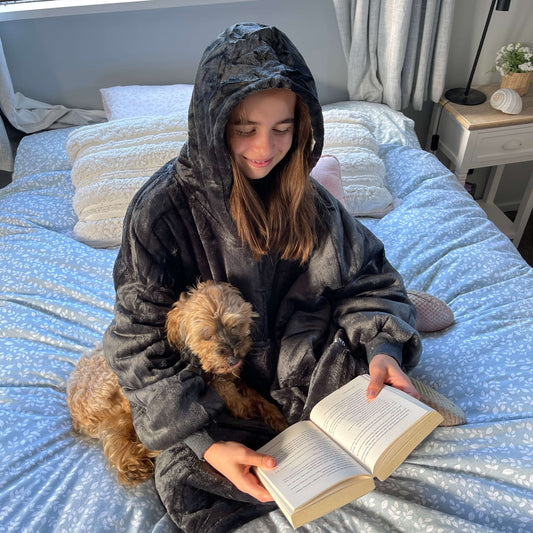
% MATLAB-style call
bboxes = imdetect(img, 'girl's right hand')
[203,440,276,502]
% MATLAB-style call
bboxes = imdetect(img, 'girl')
[104,23,421,532]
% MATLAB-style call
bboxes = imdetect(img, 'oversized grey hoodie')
[103,22,420,532]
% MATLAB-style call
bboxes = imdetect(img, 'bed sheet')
[1,108,532,533]
[1,130,175,532]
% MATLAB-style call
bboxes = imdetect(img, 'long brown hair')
[228,95,318,264]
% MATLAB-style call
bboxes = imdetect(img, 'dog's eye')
[202,329,214,341]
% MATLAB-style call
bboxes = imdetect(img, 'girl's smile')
[245,157,273,168]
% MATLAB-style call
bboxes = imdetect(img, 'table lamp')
[444,0,511,105]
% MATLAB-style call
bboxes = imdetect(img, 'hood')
[180,22,324,219]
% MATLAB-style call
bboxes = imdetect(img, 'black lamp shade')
[496,0,511,11]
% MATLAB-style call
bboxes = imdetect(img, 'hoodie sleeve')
[102,174,224,458]
[329,206,421,368]
[273,192,421,422]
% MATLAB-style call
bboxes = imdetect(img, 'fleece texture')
[103,23,421,532]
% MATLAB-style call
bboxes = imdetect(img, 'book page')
[256,420,370,512]
[310,375,431,474]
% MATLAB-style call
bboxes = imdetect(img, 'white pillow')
[322,107,395,218]
[66,113,188,248]
[100,84,194,121]
[66,101,397,248]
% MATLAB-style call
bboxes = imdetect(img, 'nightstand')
[427,83,533,246]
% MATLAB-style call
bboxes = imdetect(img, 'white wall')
[443,0,533,209]
[445,0,532,89]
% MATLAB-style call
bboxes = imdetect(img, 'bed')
[1,86,532,533]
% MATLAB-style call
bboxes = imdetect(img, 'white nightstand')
[427,83,533,246]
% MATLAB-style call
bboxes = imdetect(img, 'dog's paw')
[265,410,289,434]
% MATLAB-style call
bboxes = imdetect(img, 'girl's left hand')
[366,353,419,400]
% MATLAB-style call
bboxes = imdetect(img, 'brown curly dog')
[67,280,287,485]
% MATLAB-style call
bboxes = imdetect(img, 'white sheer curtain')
[0,37,105,172]
[333,0,455,110]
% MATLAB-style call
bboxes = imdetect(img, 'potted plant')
[495,42,533,96]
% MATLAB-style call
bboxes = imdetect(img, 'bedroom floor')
[0,171,11,188]
[515,213,533,267]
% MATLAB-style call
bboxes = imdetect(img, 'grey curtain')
[0,38,105,172]
[0,118,12,172]
[333,0,455,110]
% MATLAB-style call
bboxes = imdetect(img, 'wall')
[0,0,348,109]
[444,0,532,89]
[1,0,532,207]
[443,0,533,210]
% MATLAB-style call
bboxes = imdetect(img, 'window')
[1,0,48,5]
[0,0,252,21]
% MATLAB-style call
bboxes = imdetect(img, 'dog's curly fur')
[67,280,287,485]
[66,345,158,485]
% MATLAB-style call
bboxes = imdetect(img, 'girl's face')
[227,89,296,180]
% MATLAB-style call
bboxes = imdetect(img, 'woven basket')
[500,72,532,96]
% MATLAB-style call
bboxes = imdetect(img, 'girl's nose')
[252,132,273,155]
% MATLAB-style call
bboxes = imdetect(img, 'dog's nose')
[227,356,241,367]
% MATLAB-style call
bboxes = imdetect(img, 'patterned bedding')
[0,102,531,533]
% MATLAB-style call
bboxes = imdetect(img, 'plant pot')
[500,72,532,96]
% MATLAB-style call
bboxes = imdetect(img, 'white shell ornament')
[490,88,523,115]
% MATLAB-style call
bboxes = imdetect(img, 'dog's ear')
[165,294,190,349]
[224,284,259,321]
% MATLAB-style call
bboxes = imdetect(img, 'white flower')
[495,42,533,74]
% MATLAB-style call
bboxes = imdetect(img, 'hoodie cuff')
[366,341,403,366]
[183,429,215,459]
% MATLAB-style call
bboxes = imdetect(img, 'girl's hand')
[367,353,419,400]
[203,440,276,502]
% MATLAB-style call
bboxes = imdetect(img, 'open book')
[255,374,443,529]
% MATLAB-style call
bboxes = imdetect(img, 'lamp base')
[444,88,487,105]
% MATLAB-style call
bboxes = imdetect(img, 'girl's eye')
[273,126,293,135]
[235,128,255,137]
